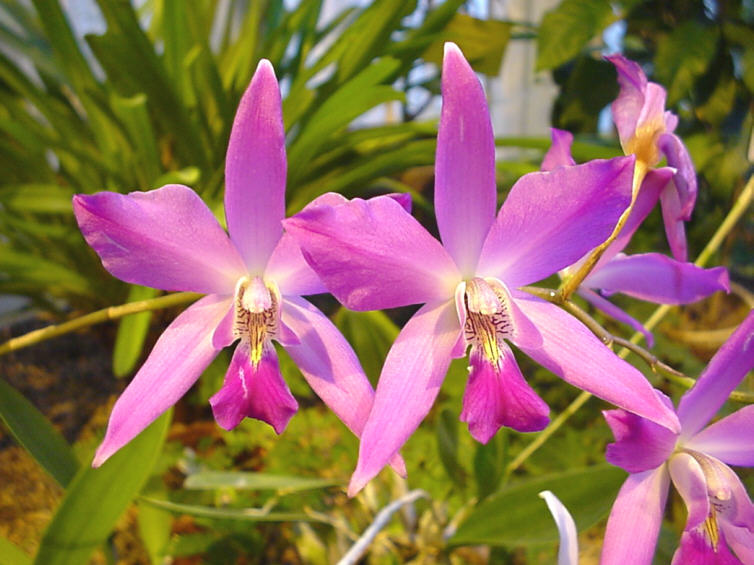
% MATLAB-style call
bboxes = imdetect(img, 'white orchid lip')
[233,276,281,365]
[459,277,514,367]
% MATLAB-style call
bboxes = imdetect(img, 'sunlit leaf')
[184,471,339,492]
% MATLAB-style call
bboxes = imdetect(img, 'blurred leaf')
[0,378,78,487]
[536,0,616,71]
[553,56,618,132]
[34,411,171,565]
[450,464,626,547]
[473,431,506,500]
[334,308,398,383]
[0,536,31,565]
[654,21,719,105]
[140,497,328,523]
[0,248,92,297]
[437,408,466,488]
[137,496,173,565]
[184,471,339,492]
[0,184,75,213]
[113,285,158,377]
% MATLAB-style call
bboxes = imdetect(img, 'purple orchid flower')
[73,60,404,474]
[543,128,729,346]
[602,311,754,564]
[284,43,680,495]
[607,54,698,262]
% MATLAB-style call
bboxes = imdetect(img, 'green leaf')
[137,497,173,565]
[334,308,398,383]
[473,431,506,500]
[0,184,75,214]
[34,411,171,565]
[184,471,340,492]
[139,497,329,523]
[0,378,78,487]
[0,536,31,565]
[450,464,627,547]
[536,0,617,71]
[436,408,466,488]
[113,285,158,377]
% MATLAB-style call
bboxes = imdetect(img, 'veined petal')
[460,345,549,442]
[514,296,680,432]
[669,452,710,530]
[659,132,697,219]
[264,232,326,296]
[210,340,298,433]
[539,490,579,565]
[678,311,754,439]
[477,156,634,287]
[686,405,754,467]
[225,59,286,273]
[601,467,670,565]
[348,299,461,496]
[578,288,654,347]
[280,296,405,475]
[284,195,460,310]
[435,43,496,276]
[73,186,245,294]
[584,253,729,304]
[660,180,689,262]
[541,128,576,172]
[93,295,231,467]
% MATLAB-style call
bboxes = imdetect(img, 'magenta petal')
[284,196,460,310]
[541,128,576,171]
[434,43,496,276]
[601,467,670,565]
[659,132,697,219]
[460,346,549,442]
[584,253,729,305]
[264,232,326,297]
[724,520,754,563]
[668,453,710,530]
[578,288,654,347]
[678,311,754,438]
[686,405,754,466]
[93,295,231,466]
[603,403,677,473]
[606,54,648,147]
[660,180,689,261]
[210,341,298,433]
[514,296,680,432]
[672,530,743,565]
[224,60,286,273]
[477,156,635,287]
[73,186,245,294]
[348,299,460,496]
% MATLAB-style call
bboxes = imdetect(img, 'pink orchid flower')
[602,310,754,564]
[608,54,698,262]
[74,60,404,474]
[285,43,680,495]
[544,128,729,346]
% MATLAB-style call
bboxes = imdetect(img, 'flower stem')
[0,292,201,357]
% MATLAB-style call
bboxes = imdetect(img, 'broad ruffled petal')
[724,521,754,564]
[280,296,405,475]
[434,43,496,276]
[514,296,680,432]
[606,54,648,147]
[224,59,286,273]
[678,311,754,439]
[264,232,326,296]
[668,452,710,530]
[210,340,298,433]
[284,195,460,310]
[460,345,549,442]
[686,405,754,466]
[541,128,576,172]
[93,295,231,466]
[539,490,579,565]
[584,253,729,304]
[477,156,635,287]
[659,132,697,220]
[601,467,670,565]
[578,288,654,346]
[348,299,461,495]
[73,186,245,294]
[660,180,689,261]
[672,530,743,565]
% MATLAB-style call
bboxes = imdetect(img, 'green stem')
[0,292,201,357]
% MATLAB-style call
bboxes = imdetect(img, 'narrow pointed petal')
[539,491,579,565]
[578,288,654,346]
[606,54,648,147]
[280,296,406,475]
[284,196,460,310]
[541,128,576,172]
[584,253,729,304]
[210,341,298,433]
[660,181,689,261]
[669,453,710,530]
[435,42,496,276]
[477,156,634,287]
[348,299,460,496]
[686,406,754,466]
[264,232,326,296]
[672,530,742,565]
[514,296,680,432]
[225,59,286,273]
[461,346,549,442]
[601,467,670,565]
[659,132,697,219]
[73,186,245,294]
[604,402,677,473]
[678,312,754,438]
[93,295,231,466]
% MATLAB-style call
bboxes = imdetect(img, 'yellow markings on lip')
[703,508,720,552]
[233,276,279,367]
[462,277,514,368]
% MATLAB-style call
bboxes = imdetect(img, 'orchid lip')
[457,277,515,367]
[233,275,282,365]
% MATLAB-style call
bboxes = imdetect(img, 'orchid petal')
[225,59,286,273]
[539,490,579,565]
[210,341,298,433]
[460,346,549,442]
[687,405,754,467]
[606,54,648,147]
[724,521,754,563]
[660,180,689,261]
[514,295,680,432]
[93,295,231,466]
[669,452,710,530]
[349,299,460,496]
[73,186,245,294]
[678,311,754,439]
[713,458,754,529]
[435,43,496,276]
[541,128,576,172]
[265,232,326,296]
[284,195,460,310]
[477,156,634,287]
[659,132,697,219]
[578,288,654,347]
[672,530,742,565]
[601,467,670,565]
